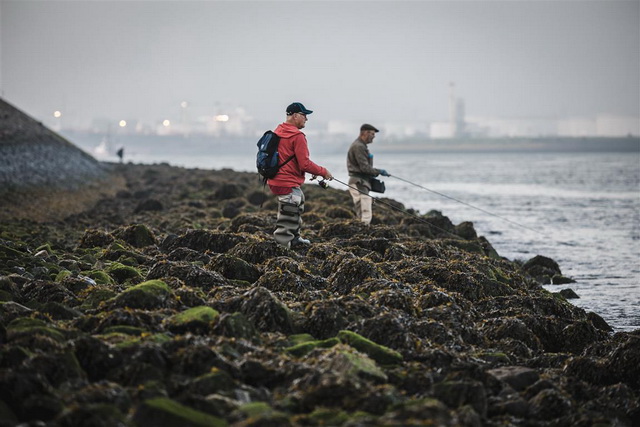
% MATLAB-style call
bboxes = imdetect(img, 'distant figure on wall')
[116,147,124,163]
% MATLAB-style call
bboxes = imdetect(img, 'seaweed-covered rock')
[166,306,220,334]
[21,279,78,306]
[528,388,571,420]
[112,279,173,309]
[239,286,293,334]
[78,229,115,248]
[455,221,478,240]
[212,312,261,342]
[229,240,290,265]
[208,254,260,283]
[55,403,129,427]
[328,257,380,295]
[132,397,227,427]
[522,255,562,284]
[487,365,540,391]
[165,230,246,253]
[432,380,487,417]
[147,260,227,291]
[112,223,157,248]
[337,330,403,366]
[105,261,143,284]
[167,247,212,264]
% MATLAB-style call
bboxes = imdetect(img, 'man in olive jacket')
[346,124,390,225]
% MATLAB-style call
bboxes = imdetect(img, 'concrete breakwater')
[0,98,107,193]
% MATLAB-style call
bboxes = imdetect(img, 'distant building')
[596,115,639,136]
[430,121,455,139]
[432,82,467,139]
[557,117,597,137]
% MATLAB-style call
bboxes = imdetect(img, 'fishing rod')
[389,174,543,235]
[320,177,463,239]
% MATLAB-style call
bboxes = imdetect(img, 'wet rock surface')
[1,162,638,426]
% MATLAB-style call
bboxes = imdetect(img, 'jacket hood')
[275,122,303,138]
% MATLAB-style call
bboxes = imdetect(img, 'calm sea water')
[85,138,639,332]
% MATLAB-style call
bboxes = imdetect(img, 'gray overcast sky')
[1,0,639,127]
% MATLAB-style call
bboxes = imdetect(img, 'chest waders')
[274,187,305,248]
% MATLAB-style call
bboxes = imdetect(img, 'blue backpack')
[256,131,294,182]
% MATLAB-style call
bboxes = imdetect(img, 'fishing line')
[389,174,544,235]
[327,177,462,239]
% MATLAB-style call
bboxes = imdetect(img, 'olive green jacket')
[347,138,381,180]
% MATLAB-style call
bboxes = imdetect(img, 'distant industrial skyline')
[2,0,639,136]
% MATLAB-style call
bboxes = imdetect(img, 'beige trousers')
[348,179,373,225]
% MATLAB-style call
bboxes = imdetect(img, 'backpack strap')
[280,155,295,167]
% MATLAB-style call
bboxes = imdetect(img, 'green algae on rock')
[337,330,403,366]
[166,305,220,334]
[133,397,227,427]
[112,279,173,309]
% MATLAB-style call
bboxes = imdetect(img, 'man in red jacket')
[268,102,333,248]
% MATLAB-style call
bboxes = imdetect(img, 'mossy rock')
[110,332,172,349]
[114,223,157,248]
[432,380,488,417]
[113,280,172,309]
[188,368,236,396]
[213,312,261,342]
[79,287,117,310]
[106,262,142,283]
[78,229,115,248]
[39,301,82,320]
[303,407,350,426]
[286,337,340,357]
[102,325,146,336]
[234,401,289,425]
[0,243,26,259]
[82,270,115,285]
[472,351,511,365]
[54,269,73,283]
[208,253,260,283]
[442,238,484,255]
[382,398,453,425]
[338,330,403,366]
[55,403,127,427]
[35,243,55,254]
[167,306,219,333]
[6,317,66,342]
[132,397,227,427]
[287,333,315,346]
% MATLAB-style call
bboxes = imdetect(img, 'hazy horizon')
[2,0,639,129]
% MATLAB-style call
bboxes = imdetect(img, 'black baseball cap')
[360,123,379,132]
[286,102,313,115]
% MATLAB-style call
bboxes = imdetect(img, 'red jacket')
[267,122,327,188]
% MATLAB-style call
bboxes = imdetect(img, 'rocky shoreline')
[1,162,638,426]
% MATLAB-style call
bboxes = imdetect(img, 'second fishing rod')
[314,172,542,237]
[387,174,543,235]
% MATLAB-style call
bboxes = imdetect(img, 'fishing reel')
[311,176,329,189]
